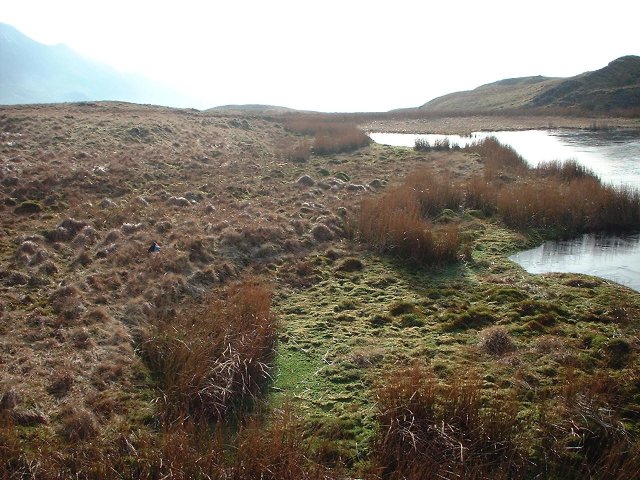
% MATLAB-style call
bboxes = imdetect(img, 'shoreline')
[361,115,640,135]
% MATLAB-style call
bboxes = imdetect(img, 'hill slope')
[0,22,192,107]
[207,104,301,115]
[419,55,640,112]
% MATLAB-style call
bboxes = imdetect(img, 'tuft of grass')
[478,326,516,355]
[354,172,461,265]
[370,365,524,479]
[283,115,371,155]
[142,278,276,421]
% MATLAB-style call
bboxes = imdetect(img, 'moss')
[443,305,496,331]
[14,200,44,214]
[389,301,415,316]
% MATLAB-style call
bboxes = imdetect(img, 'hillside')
[208,104,300,115]
[419,76,562,112]
[419,55,640,113]
[0,23,192,107]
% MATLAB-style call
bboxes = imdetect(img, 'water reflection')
[509,233,640,292]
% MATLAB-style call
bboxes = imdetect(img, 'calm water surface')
[369,129,640,188]
[370,129,640,291]
[508,233,640,291]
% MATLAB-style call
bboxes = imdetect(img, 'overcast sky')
[2,0,638,111]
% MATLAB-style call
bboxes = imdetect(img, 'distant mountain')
[207,104,300,115]
[419,56,640,113]
[0,22,194,107]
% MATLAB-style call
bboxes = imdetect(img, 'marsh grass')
[142,278,276,422]
[369,364,640,479]
[475,138,640,235]
[0,405,328,480]
[371,365,524,479]
[283,116,371,155]
[355,169,461,264]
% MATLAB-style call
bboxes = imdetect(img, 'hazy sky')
[2,0,638,111]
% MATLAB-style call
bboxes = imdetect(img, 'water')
[369,129,640,188]
[508,233,640,291]
[370,129,640,291]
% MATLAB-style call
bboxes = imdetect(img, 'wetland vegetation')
[1,103,639,479]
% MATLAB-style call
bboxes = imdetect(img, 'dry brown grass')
[370,365,524,479]
[465,136,529,180]
[354,168,461,264]
[369,364,640,479]
[458,138,640,236]
[284,115,371,155]
[0,404,329,479]
[142,278,276,421]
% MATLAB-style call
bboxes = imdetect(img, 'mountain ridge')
[419,55,640,113]
[0,22,194,107]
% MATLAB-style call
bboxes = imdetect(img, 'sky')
[1,0,638,112]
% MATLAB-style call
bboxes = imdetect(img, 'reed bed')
[355,173,460,265]
[283,115,371,155]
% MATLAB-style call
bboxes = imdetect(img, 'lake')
[369,129,640,188]
[369,129,640,291]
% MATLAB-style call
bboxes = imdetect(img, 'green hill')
[419,55,640,113]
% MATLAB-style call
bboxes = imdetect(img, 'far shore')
[361,115,640,135]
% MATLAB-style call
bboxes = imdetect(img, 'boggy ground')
[362,114,640,134]
[1,102,639,477]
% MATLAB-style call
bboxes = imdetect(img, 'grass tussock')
[354,169,461,264]
[369,365,640,479]
[359,137,639,248]
[497,176,640,234]
[283,115,371,155]
[370,365,523,479]
[468,138,640,235]
[142,278,276,421]
[0,405,329,479]
[414,137,460,151]
[465,136,529,179]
